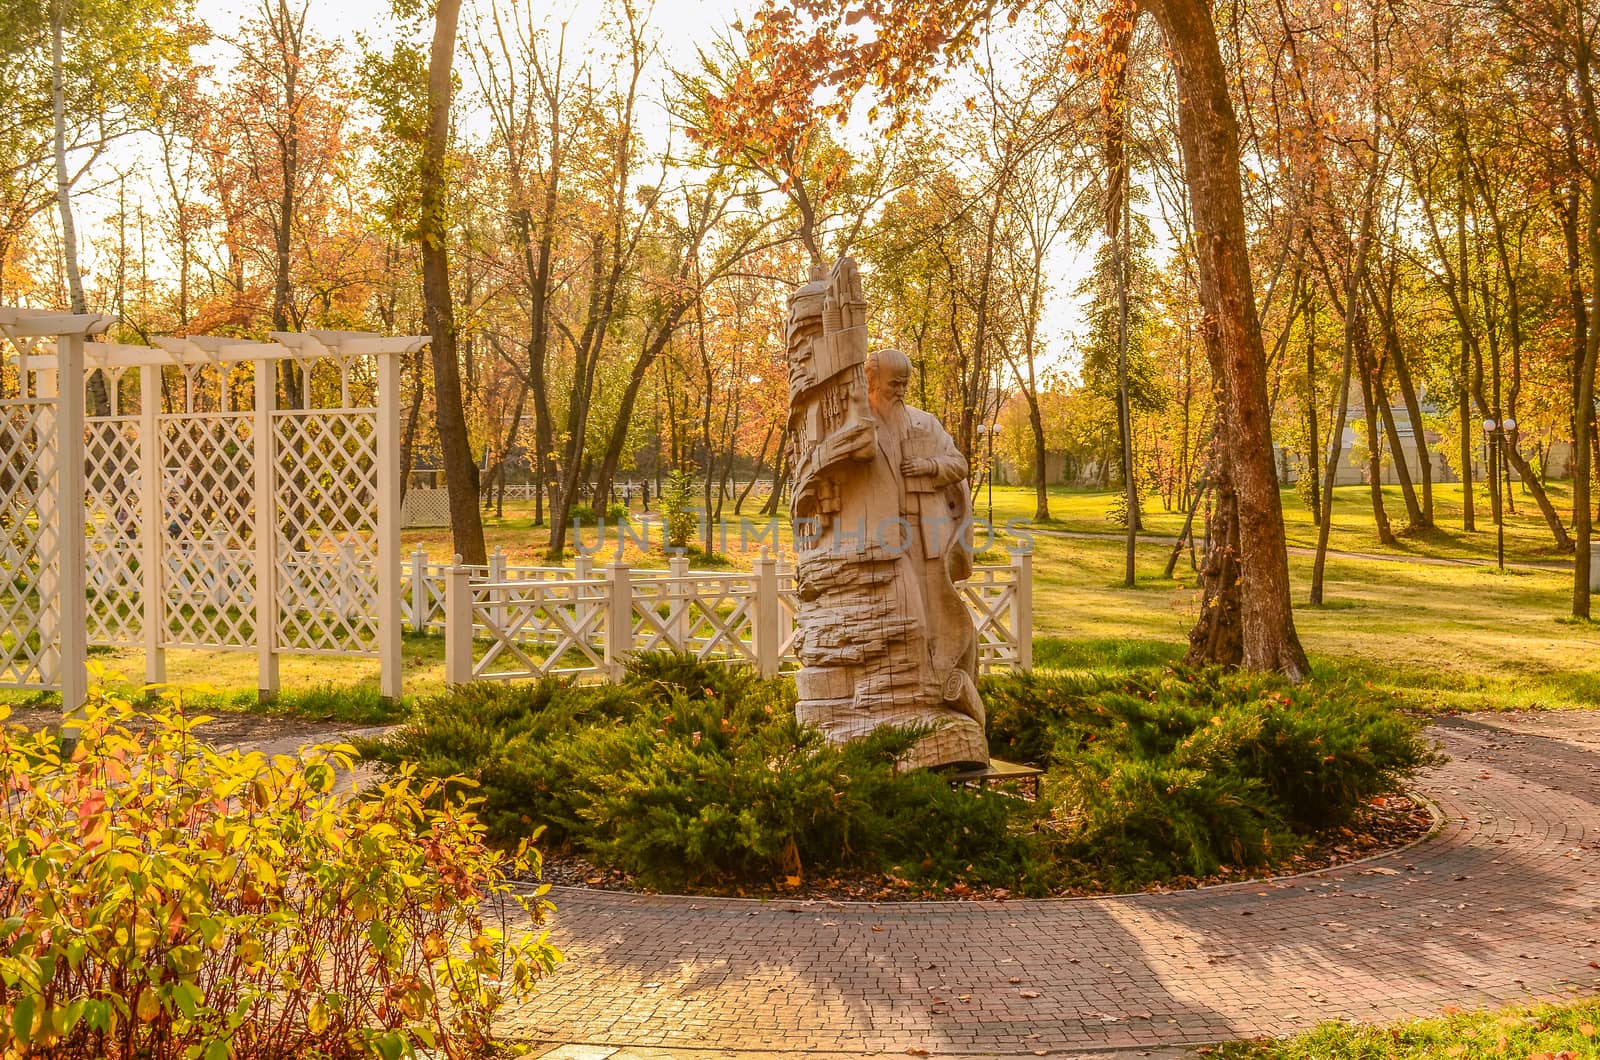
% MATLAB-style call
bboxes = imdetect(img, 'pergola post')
[138,363,166,685]
[55,332,87,722]
[254,359,279,702]
[376,351,402,701]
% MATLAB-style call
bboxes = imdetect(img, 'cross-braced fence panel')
[630,573,760,664]
[468,578,610,680]
[0,399,62,688]
[273,410,380,656]
[85,416,143,647]
[160,413,257,649]
[961,566,1020,670]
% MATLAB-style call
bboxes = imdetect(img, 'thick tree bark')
[1146,0,1309,678]
[420,0,485,565]
[1184,449,1243,666]
[1577,166,1599,615]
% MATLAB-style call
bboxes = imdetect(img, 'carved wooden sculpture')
[786,258,988,770]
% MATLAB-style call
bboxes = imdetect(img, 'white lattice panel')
[160,413,257,649]
[0,400,61,687]
[85,416,143,647]
[401,487,451,528]
[273,410,379,655]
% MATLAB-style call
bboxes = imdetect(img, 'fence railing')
[439,546,1034,684]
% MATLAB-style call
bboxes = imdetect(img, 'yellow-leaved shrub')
[0,688,560,1059]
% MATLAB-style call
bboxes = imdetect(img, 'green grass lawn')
[992,481,1583,566]
[40,482,1599,716]
[1217,996,1600,1058]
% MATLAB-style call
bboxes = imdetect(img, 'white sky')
[99,0,1091,375]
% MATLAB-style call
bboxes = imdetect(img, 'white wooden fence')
[435,546,1034,684]
[0,306,1034,707]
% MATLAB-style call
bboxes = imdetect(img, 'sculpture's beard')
[870,391,905,422]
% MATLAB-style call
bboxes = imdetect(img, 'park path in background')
[500,711,1600,1057]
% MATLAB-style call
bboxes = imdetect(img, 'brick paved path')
[501,712,1600,1055]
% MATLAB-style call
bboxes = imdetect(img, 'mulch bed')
[536,791,1438,902]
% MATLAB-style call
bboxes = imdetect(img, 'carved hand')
[901,457,934,477]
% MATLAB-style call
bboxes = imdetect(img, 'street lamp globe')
[1482,418,1497,435]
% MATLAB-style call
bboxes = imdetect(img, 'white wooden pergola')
[0,307,423,706]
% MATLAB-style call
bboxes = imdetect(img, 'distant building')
[1275,393,1573,486]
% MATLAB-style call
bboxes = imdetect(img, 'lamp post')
[1482,418,1511,572]
[977,423,1000,526]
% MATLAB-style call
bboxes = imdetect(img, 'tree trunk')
[1304,297,1321,527]
[1184,451,1243,666]
[1311,297,1357,606]
[734,423,775,516]
[1577,158,1600,617]
[50,4,109,416]
[760,426,788,516]
[1456,146,1476,532]
[419,0,485,565]
[1374,278,1434,527]
[1356,339,1397,546]
[1116,170,1138,585]
[1026,391,1049,520]
[1147,0,1309,678]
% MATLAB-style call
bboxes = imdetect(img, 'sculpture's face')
[884,366,909,403]
[870,361,909,409]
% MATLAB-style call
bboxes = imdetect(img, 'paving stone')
[493,712,1600,1054]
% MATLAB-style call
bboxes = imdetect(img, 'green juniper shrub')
[364,654,1048,893]
[1047,754,1295,889]
[983,666,1431,889]
[1164,671,1435,831]
[982,668,1166,766]
[567,504,597,524]
[357,677,641,843]
[363,658,1430,896]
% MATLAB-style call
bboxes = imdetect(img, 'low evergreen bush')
[367,654,1045,891]
[984,667,1434,888]
[364,657,1432,895]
